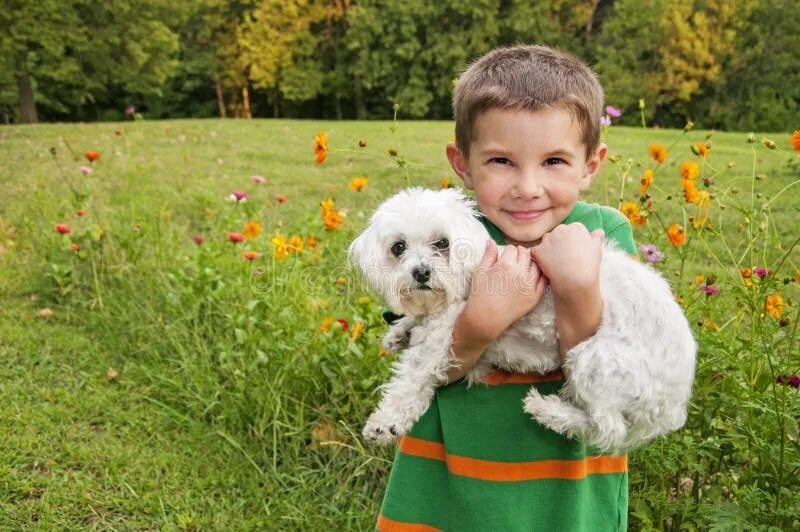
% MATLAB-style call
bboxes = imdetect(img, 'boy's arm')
[445,240,546,382]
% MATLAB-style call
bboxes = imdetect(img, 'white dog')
[350,188,696,451]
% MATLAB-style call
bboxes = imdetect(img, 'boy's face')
[447,106,606,247]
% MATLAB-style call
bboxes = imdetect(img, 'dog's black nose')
[412,265,431,283]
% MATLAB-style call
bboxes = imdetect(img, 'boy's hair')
[453,44,604,158]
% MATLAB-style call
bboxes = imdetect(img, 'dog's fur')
[350,188,696,451]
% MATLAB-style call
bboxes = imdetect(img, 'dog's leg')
[522,387,594,441]
[381,316,417,353]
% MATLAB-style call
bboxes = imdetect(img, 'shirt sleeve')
[603,210,637,256]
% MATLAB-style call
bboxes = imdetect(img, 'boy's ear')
[580,142,608,191]
[446,142,473,189]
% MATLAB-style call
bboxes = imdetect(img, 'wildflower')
[336,318,349,331]
[741,267,752,278]
[600,115,611,128]
[348,177,368,191]
[440,176,452,189]
[765,293,784,318]
[699,284,720,296]
[251,175,265,184]
[306,235,318,248]
[320,198,343,230]
[70,243,80,251]
[351,321,365,341]
[55,224,71,234]
[243,220,262,239]
[192,235,204,245]
[667,224,686,246]
[37,308,54,319]
[83,150,100,163]
[679,161,700,180]
[689,215,708,229]
[648,144,667,164]
[287,235,304,253]
[692,142,710,158]
[620,202,646,225]
[275,195,287,203]
[639,169,653,196]
[271,235,288,260]
[754,267,767,278]
[314,132,328,164]
[695,190,711,209]
[638,244,664,264]
[125,104,136,116]
[775,375,800,388]
[75,210,86,217]
[79,166,93,175]
[790,130,800,152]
[243,250,260,261]
[762,138,776,150]
[336,276,346,286]
[229,191,249,203]
[227,232,244,243]
[358,139,367,148]
[357,296,371,306]
[694,275,704,285]
[703,320,721,333]
[320,317,333,332]
[605,105,622,118]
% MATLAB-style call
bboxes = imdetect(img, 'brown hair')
[453,44,604,158]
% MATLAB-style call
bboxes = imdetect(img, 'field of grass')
[1,118,798,529]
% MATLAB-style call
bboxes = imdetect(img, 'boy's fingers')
[479,239,498,267]
[498,244,518,264]
[516,245,531,267]
[590,229,605,241]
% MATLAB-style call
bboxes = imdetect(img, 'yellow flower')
[693,142,710,158]
[639,169,653,196]
[319,317,333,332]
[336,276,346,285]
[271,234,289,260]
[682,177,701,204]
[648,144,667,164]
[679,161,700,180]
[357,296,371,306]
[348,177,368,191]
[695,190,711,209]
[765,293,784,319]
[314,132,328,164]
[243,220,262,239]
[694,274,704,285]
[440,176,451,189]
[620,202,647,225]
[703,320,720,333]
[351,321,365,341]
[288,235,304,253]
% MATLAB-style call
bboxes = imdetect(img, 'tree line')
[1,0,797,131]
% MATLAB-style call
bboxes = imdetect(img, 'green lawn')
[1,119,798,529]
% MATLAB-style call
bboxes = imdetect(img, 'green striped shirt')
[378,201,636,532]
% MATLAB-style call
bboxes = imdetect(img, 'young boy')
[377,45,636,531]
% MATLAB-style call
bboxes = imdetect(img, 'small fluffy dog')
[350,188,696,451]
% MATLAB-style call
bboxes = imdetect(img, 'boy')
[378,45,636,531]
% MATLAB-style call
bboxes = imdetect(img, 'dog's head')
[349,188,489,316]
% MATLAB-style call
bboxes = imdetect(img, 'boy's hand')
[446,240,546,382]
[531,224,605,362]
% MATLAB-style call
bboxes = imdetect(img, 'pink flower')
[638,244,664,264]
[228,232,244,243]
[699,284,720,296]
[776,375,800,388]
[605,105,622,118]
[600,115,611,128]
[754,267,768,278]
[79,166,93,175]
[228,191,249,203]
[251,175,265,184]
[192,235,204,245]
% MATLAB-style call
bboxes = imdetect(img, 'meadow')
[0,117,798,530]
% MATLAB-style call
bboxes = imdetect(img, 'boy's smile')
[447,107,606,247]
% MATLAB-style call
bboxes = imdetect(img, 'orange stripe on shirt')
[377,514,442,532]
[483,368,564,385]
[399,435,627,481]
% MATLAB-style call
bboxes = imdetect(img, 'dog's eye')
[390,241,406,257]
[432,238,449,252]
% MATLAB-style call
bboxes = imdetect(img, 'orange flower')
[639,169,653,196]
[667,224,686,246]
[83,150,100,162]
[306,235,318,248]
[682,178,700,204]
[348,177,368,191]
[227,232,244,243]
[441,176,451,189]
[55,223,72,234]
[679,161,700,180]
[620,202,646,225]
[693,142,710,158]
[790,130,800,152]
[243,220,261,239]
[320,198,343,230]
[242,250,260,261]
[271,235,288,260]
[287,235,304,253]
[648,144,667,164]
[351,321,365,341]
[314,132,328,164]
[319,317,333,332]
[70,243,80,251]
[765,293,784,318]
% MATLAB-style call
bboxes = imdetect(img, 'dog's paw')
[362,410,410,445]
[381,327,412,353]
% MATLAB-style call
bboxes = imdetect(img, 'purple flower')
[638,243,664,264]
[754,267,767,278]
[600,115,612,128]
[776,375,800,388]
[125,104,136,115]
[79,166,93,175]
[193,235,204,245]
[251,175,265,184]
[699,284,720,296]
[605,105,622,118]
[228,191,249,203]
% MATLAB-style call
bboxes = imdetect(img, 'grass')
[0,118,798,529]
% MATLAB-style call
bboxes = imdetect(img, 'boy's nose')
[513,171,545,198]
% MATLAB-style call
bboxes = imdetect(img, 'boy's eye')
[544,157,565,166]
[490,157,512,166]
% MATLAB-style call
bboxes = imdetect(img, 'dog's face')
[349,188,489,316]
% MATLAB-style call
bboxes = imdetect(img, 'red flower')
[275,195,287,203]
[55,224,71,234]
[336,318,349,331]
[228,232,244,243]
[83,150,101,163]
[75,210,86,217]
[192,235,204,245]
[70,243,80,251]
